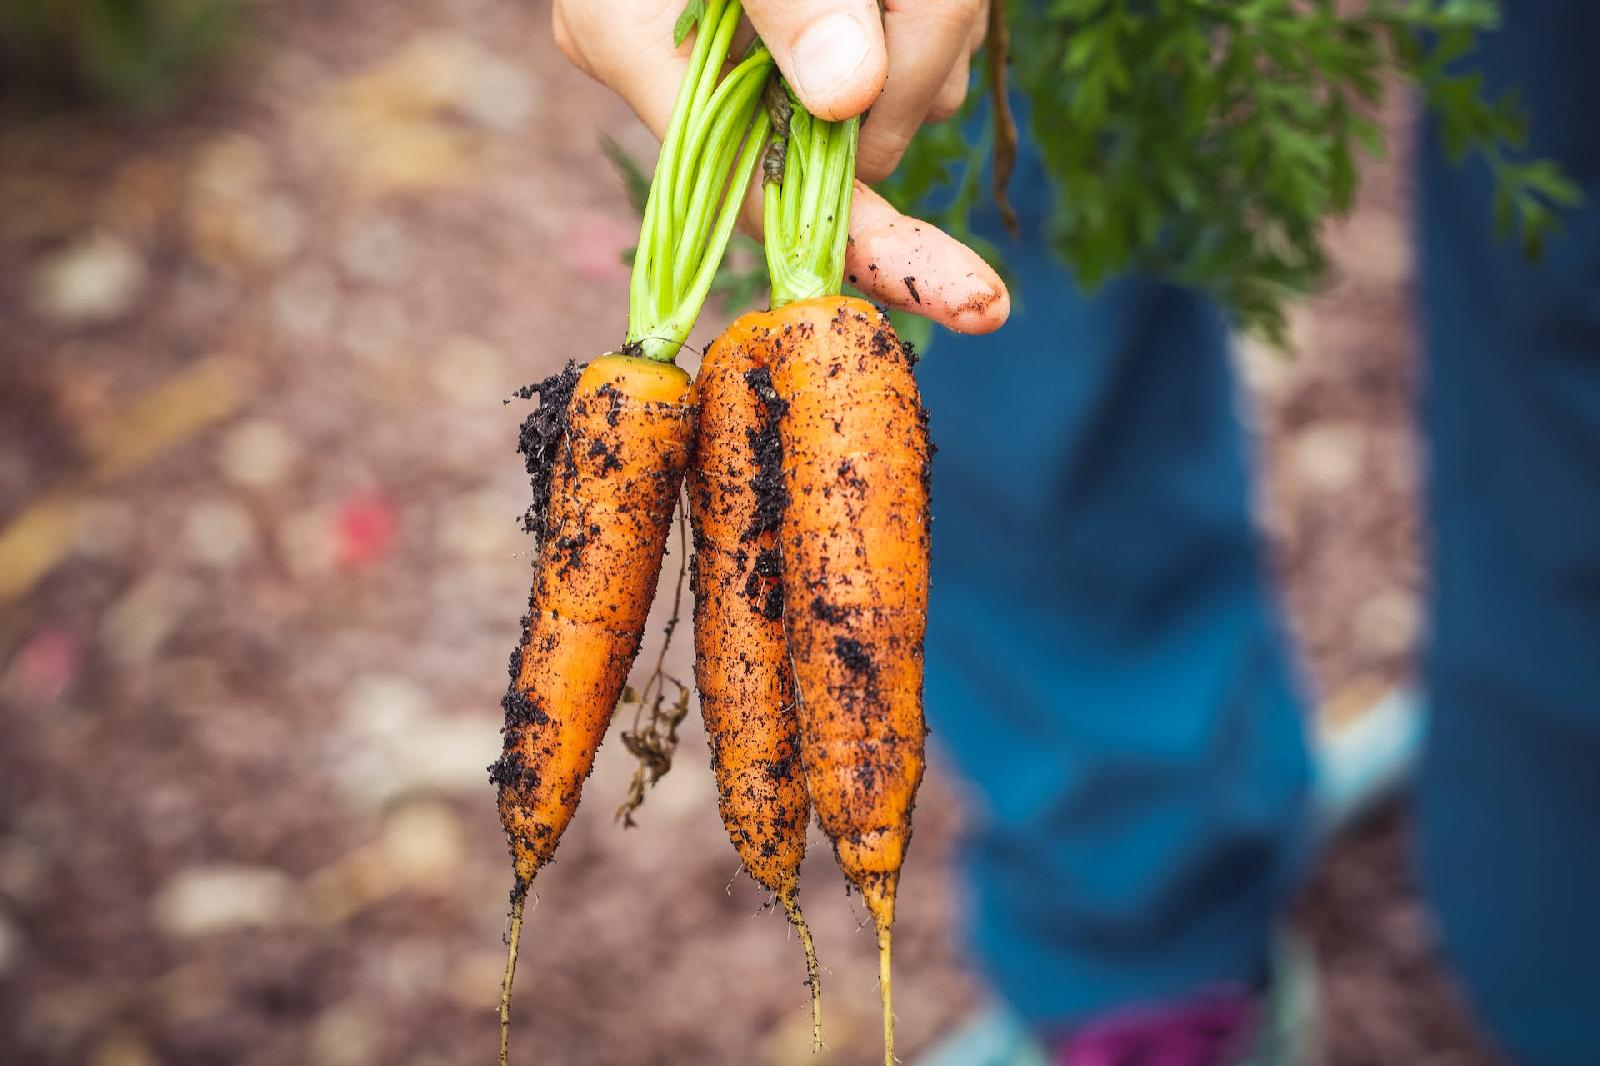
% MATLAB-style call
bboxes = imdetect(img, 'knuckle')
[856,136,910,184]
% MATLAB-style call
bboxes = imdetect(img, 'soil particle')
[832,636,875,679]
[742,547,784,620]
[515,360,581,536]
[487,748,541,793]
[836,458,867,494]
[501,689,551,730]
[587,437,623,475]
[810,596,848,624]
[595,381,625,427]
[743,367,789,539]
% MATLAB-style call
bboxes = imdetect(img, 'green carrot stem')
[763,82,858,308]
[656,107,773,348]
[672,51,773,291]
[627,3,772,362]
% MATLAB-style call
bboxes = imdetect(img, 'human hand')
[553,0,1008,333]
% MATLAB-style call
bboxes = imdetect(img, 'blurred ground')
[0,2,1503,1064]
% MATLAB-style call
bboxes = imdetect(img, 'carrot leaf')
[878,0,1581,346]
[673,0,707,47]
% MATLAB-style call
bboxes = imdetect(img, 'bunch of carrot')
[491,5,931,1063]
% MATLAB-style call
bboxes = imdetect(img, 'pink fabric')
[1051,987,1258,1066]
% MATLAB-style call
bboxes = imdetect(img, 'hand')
[553,0,1008,334]
[740,0,987,183]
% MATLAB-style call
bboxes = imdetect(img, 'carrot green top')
[626,0,773,363]
[762,84,858,310]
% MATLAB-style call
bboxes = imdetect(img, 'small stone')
[152,864,303,937]
[272,264,341,339]
[1291,422,1363,494]
[30,234,146,325]
[183,497,259,568]
[335,675,499,805]
[343,674,432,738]
[338,216,414,286]
[218,418,300,489]
[380,803,463,889]
[310,1001,377,1066]
[190,133,272,202]
[1355,590,1420,657]
[101,575,199,665]
[187,186,305,271]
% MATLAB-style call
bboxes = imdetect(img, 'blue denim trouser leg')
[916,147,1312,1027]
[1417,3,1600,1063]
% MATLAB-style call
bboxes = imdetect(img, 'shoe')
[915,685,1424,1066]
[1310,684,1424,833]
[918,933,1318,1066]
[1048,985,1259,1066]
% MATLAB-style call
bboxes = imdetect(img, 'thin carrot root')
[877,920,894,1066]
[614,503,694,826]
[499,889,527,1066]
[781,892,823,1053]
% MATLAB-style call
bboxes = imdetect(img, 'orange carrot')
[749,63,934,1059]
[688,316,821,1047]
[768,296,931,1066]
[491,355,693,1061]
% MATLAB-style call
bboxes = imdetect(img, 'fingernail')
[792,13,872,112]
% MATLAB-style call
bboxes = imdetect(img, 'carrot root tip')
[499,890,528,1066]
[876,920,895,1066]
[782,893,823,1054]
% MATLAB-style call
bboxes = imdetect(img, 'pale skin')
[553,0,1010,334]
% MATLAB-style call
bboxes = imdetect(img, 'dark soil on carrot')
[743,365,788,542]
[516,360,582,537]
[0,3,1496,1063]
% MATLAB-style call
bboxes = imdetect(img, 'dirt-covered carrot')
[489,6,772,1061]
[687,317,822,1047]
[760,88,931,1066]
[493,351,693,878]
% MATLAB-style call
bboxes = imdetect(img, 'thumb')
[744,0,888,121]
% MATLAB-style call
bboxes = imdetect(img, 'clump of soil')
[514,360,582,537]
[742,366,788,540]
